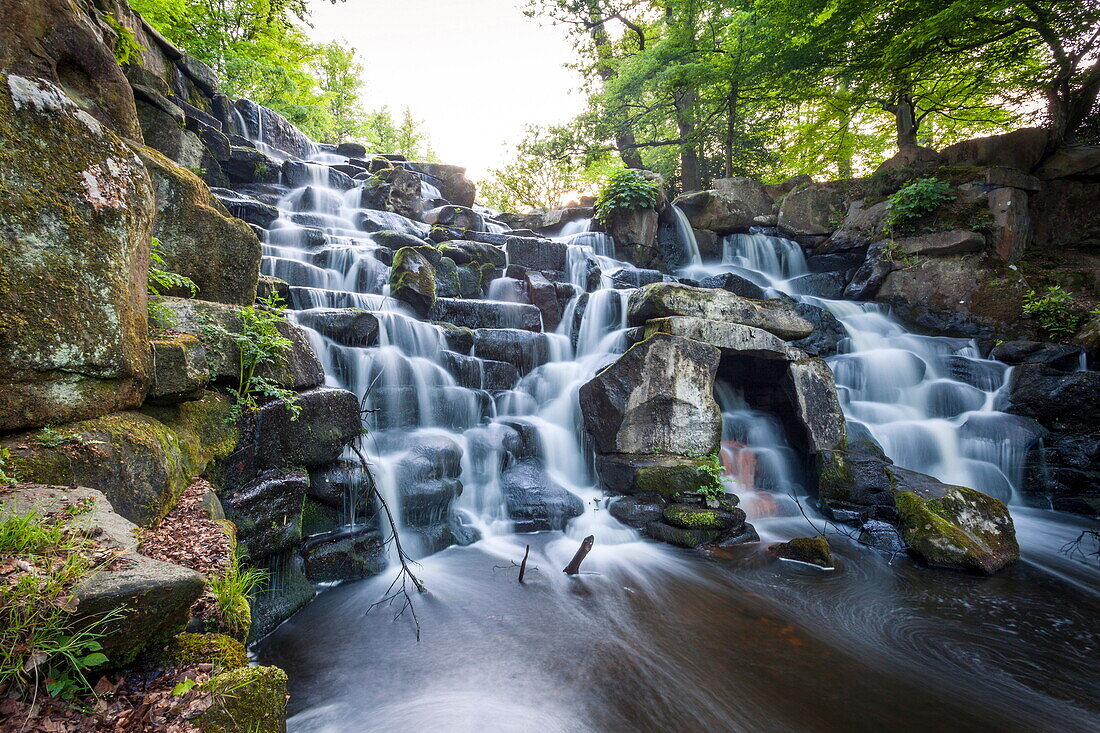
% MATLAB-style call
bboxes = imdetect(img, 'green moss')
[635,461,721,498]
[816,450,853,502]
[893,486,1019,574]
[301,498,340,535]
[159,632,247,671]
[663,505,723,530]
[199,665,288,733]
[769,535,833,568]
[390,246,437,310]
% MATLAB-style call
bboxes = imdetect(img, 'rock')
[891,229,986,257]
[406,161,477,207]
[628,283,813,340]
[673,190,758,234]
[0,74,154,432]
[282,160,355,191]
[390,246,438,317]
[777,183,846,237]
[224,146,280,184]
[873,145,944,173]
[211,188,280,228]
[1021,430,1100,516]
[471,329,551,375]
[336,141,368,157]
[990,341,1084,371]
[136,145,262,304]
[136,101,226,186]
[663,504,746,531]
[789,302,847,358]
[696,272,767,300]
[713,176,775,212]
[1005,364,1100,431]
[498,207,593,235]
[0,0,142,137]
[233,98,313,158]
[224,388,361,488]
[825,200,888,251]
[1034,145,1100,180]
[781,357,847,453]
[198,664,288,733]
[768,536,833,568]
[524,270,562,330]
[894,483,1019,574]
[158,633,248,671]
[504,237,568,273]
[645,520,724,548]
[859,519,907,553]
[361,167,423,221]
[1,485,204,665]
[593,453,723,498]
[940,127,1049,172]
[609,494,667,528]
[147,334,209,404]
[424,205,485,232]
[501,459,584,531]
[580,333,722,457]
[225,470,308,560]
[788,271,849,298]
[988,187,1029,261]
[159,297,323,390]
[816,440,904,521]
[295,308,379,347]
[301,527,386,583]
[606,207,661,269]
[3,394,237,525]
[643,317,802,360]
[430,298,543,331]
[1030,179,1100,253]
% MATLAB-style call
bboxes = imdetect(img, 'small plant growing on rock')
[884,177,954,234]
[208,553,268,639]
[1022,286,1082,340]
[594,169,660,224]
[148,237,198,332]
[227,292,299,418]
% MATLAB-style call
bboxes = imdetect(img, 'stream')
[249,146,1100,732]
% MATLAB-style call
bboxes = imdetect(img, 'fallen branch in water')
[493,545,539,582]
[350,441,426,641]
[787,492,904,564]
[1061,529,1100,567]
[563,535,594,575]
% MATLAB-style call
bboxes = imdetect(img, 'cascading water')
[247,138,1098,729]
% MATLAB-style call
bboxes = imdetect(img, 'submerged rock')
[501,459,584,532]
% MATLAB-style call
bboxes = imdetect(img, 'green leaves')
[1022,286,1083,340]
[594,169,660,224]
[884,177,955,234]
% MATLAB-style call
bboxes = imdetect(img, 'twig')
[563,535,595,575]
[519,544,530,583]
[1060,529,1100,566]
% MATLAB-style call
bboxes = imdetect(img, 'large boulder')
[673,190,758,234]
[390,246,438,317]
[0,0,142,138]
[1030,179,1100,252]
[1,485,204,666]
[1034,145,1100,180]
[2,393,237,526]
[361,167,423,221]
[579,333,722,457]
[606,207,661,269]
[134,145,261,305]
[628,283,813,340]
[1006,364,1100,432]
[781,357,847,454]
[777,183,846,237]
[0,74,154,432]
[643,317,802,360]
[147,334,209,404]
[594,453,723,498]
[224,470,308,560]
[823,200,887,251]
[406,161,476,207]
[232,98,313,158]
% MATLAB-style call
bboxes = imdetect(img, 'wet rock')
[789,302,847,358]
[843,249,895,301]
[234,98,313,158]
[3,485,204,665]
[147,334,209,404]
[643,317,803,360]
[663,504,746,531]
[406,161,476,207]
[282,160,355,191]
[824,200,888,251]
[781,357,847,453]
[249,550,315,642]
[301,527,386,583]
[1006,364,1100,431]
[768,536,833,568]
[211,188,280,228]
[1021,430,1100,516]
[257,275,292,306]
[628,283,813,340]
[580,333,722,457]
[498,207,592,234]
[225,146,280,184]
[295,308,379,347]
[609,494,667,528]
[424,205,485,232]
[788,271,848,299]
[361,166,423,220]
[990,341,1084,372]
[472,329,551,375]
[225,470,308,560]
[816,440,905,522]
[894,483,1018,574]
[859,519,907,553]
[608,266,665,289]
[439,239,508,267]
[645,521,724,548]
[430,298,543,331]
[336,141,367,157]
[390,246,438,317]
[673,189,758,234]
[356,209,431,237]
[524,270,562,330]
[0,74,154,431]
[504,237,568,273]
[502,459,584,531]
[372,229,429,250]
[594,454,723,498]
[606,207,661,269]
[697,272,767,300]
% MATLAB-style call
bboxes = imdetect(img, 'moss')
[816,450,853,502]
[635,461,721,498]
[159,632,247,670]
[663,505,723,530]
[769,536,833,568]
[199,665,288,733]
[301,498,340,536]
[390,246,437,311]
[893,486,1019,574]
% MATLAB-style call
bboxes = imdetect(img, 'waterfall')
[671,205,702,266]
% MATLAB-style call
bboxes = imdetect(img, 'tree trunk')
[674,88,703,192]
[889,93,919,149]
[586,1,645,169]
[725,81,739,178]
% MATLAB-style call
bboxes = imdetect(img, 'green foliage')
[226,293,299,418]
[0,447,16,488]
[698,458,726,502]
[208,552,268,638]
[884,177,955,234]
[148,236,198,332]
[101,11,143,65]
[594,169,659,224]
[1022,286,1083,340]
[0,510,122,698]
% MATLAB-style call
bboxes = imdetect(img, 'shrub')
[594,169,660,224]
[884,177,955,234]
[1022,286,1082,340]
[225,293,299,418]
[0,508,122,698]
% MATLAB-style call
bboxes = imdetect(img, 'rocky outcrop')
[628,283,813,340]
[361,166,423,221]
[673,189,759,234]
[777,183,846,237]
[580,333,722,457]
[0,73,154,432]
[390,246,438,316]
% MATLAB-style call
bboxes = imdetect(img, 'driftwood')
[518,544,530,583]
[563,535,594,575]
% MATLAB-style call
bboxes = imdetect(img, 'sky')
[306,0,588,180]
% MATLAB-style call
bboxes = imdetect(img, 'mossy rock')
[893,484,1019,574]
[2,391,236,525]
[0,73,155,432]
[635,460,722,498]
[159,633,247,671]
[768,536,834,568]
[390,246,438,317]
[645,520,724,548]
[199,665,288,733]
[663,503,744,531]
[372,229,428,250]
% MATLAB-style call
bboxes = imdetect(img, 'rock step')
[430,298,543,332]
[363,386,493,431]
[471,329,553,375]
[288,285,389,311]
